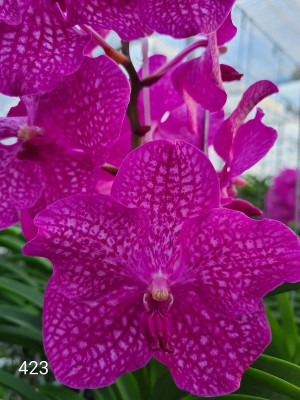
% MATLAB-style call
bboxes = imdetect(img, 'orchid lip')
[142,289,174,354]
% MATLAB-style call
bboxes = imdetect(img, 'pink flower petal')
[216,12,237,46]
[42,278,151,388]
[111,140,220,273]
[176,208,300,318]
[23,56,130,164]
[224,199,262,217]
[66,0,152,41]
[156,296,270,396]
[172,34,226,112]
[0,0,28,25]
[23,194,151,299]
[138,0,235,38]
[0,116,26,139]
[0,142,42,229]
[223,108,277,183]
[155,105,224,150]
[214,80,278,162]
[138,55,183,125]
[0,1,90,96]
[20,148,100,240]
[264,169,300,224]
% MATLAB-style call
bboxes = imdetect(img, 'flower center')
[142,275,174,353]
[17,125,44,141]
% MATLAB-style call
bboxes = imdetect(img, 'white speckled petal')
[43,278,151,388]
[20,148,100,240]
[23,194,151,299]
[0,142,42,229]
[23,56,130,164]
[138,0,235,38]
[175,208,300,317]
[0,0,29,25]
[0,0,90,96]
[111,140,220,273]
[66,0,152,41]
[156,296,270,396]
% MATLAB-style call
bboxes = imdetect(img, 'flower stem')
[121,41,144,150]
[81,25,129,65]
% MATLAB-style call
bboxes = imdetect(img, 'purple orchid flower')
[214,80,279,214]
[0,0,29,25]
[24,140,300,396]
[0,55,130,238]
[172,13,241,112]
[264,169,300,225]
[65,0,235,41]
[0,0,90,96]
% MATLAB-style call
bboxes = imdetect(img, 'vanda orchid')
[24,141,300,396]
[1,0,300,398]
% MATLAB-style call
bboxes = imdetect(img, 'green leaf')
[265,306,291,360]
[0,305,41,331]
[0,370,50,400]
[265,282,300,298]
[115,373,141,400]
[38,384,85,400]
[0,324,42,347]
[0,260,38,287]
[0,236,25,252]
[276,293,298,356]
[241,367,300,400]
[253,354,300,387]
[152,371,184,400]
[0,277,44,308]
[93,387,119,400]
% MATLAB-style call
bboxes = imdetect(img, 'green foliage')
[237,174,270,210]
[0,226,300,400]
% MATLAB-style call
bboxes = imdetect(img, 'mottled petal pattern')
[66,0,152,41]
[23,194,151,299]
[111,140,220,272]
[176,209,300,317]
[0,0,28,25]
[138,0,235,38]
[43,279,151,388]
[0,143,42,229]
[20,149,100,240]
[24,56,130,164]
[156,296,270,396]
[0,1,90,96]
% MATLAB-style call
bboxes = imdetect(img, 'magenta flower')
[0,56,130,237]
[0,0,89,96]
[66,0,235,40]
[264,169,300,225]
[24,140,300,396]
[214,81,278,213]
[172,13,241,112]
[0,0,28,25]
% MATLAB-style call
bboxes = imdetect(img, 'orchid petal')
[176,208,300,318]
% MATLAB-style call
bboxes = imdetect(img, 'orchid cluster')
[264,168,300,225]
[1,0,300,397]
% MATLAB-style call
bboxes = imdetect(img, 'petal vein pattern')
[0,0,90,96]
[111,140,220,273]
[174,209,300,317]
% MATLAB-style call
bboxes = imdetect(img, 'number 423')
[18,361,48,375]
